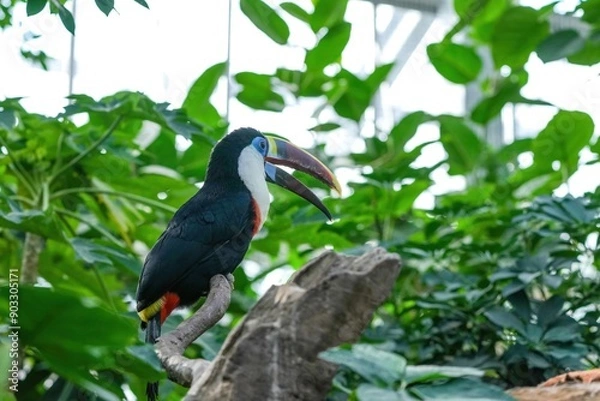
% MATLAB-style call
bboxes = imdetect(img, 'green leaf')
[310,0,348,32]
[537,296,564,328]
[0,285,137,399]
[308,122,340,132]
[537,30,586,63]
[133,0,149,7]
[437,115,484,175]
[235,72,285,112]
[365,62,394,92]
[57,3,75,35]
[491,6,549,68]
[183,62,226,126]
[240,0,290,45]
[95,0,114,16]
[357,385,404,401]
[327,69,371,121]
[427,42,482,84]
[305,22,351,71]
[390,112,433,151]
[0,205,64,241]
[280,2,310,23]
[26,0,47,16]
[405,365,484,384]
[412,378,515,400]
[117,345,166,382]
[485,307,526,336]
[543,323,581,343]
[471,70,528,124]
[580,0,600,25]
[320,344,407,385]
[70,238,141,276]
[567,30,600,66]
[532,110,594,175]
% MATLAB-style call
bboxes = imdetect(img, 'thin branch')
[49,116,123,184]
[51,187,177,213]
[155,275,232,387]
[9,195,36,207]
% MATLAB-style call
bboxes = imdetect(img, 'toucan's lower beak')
[264,136,341,220]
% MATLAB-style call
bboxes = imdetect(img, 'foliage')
[1,0,599,400]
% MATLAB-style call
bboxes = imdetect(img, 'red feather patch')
[160,292,180,323]
[251,198,262,236]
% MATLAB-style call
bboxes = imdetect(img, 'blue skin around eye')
[252,137,268,156]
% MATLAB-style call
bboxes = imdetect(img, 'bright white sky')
[0,0,598,204]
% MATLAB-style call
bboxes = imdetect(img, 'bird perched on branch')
[135,127,340,401]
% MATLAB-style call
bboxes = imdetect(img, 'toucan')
[135,127,340,401]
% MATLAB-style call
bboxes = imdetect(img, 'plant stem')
[91,264,117,311]
[49,116,123,185]
[20,232,45,284]
[51,187,177,213]
[0,136,38,198]
[55,207,122,246]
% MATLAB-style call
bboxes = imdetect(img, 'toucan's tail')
[145,313,161,401]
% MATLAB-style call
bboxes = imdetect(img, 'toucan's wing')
[135,190,253,312]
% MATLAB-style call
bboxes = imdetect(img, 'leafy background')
[1,0,599,400]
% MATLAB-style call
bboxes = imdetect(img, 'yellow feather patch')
[138,297,164,322]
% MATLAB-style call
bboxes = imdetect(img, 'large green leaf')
[70,237,141,276]
[0,203,64,241]
[356,385,404,401]
[0,286,138,399]
[305,22,351,71]
[427,42,482,84]
[532,110,594,175]
[580,0,600,25]
[491,6,549,68]
[404,365,484,384]
[412,378,515,400]
[437,115,484,175]
[182,61,226,126]
[310,0,348,32]
[485,307,526,336]
[95,0,114,16]
[471,70,529,124]
[320,344,407,385]
[26,0,47,16]
[567,30,600,66]
[536,30,586,63]
[57,3,75,35]
[235,72,285,112]
[389,112,433,152]
[240,0,290,45]
[280,2,310,23]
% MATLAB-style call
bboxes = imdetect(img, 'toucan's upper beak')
[264,136,341,220]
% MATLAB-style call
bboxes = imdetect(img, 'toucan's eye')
[252,137,268,155]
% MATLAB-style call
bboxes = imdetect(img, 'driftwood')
[509,383,600,401]
[155,247,401,401]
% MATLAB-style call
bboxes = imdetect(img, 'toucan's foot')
[226,273,235,290]
[540,368,600,387]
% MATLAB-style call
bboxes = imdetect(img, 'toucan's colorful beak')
[264,136,341,220]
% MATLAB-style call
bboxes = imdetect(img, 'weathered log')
[156,247,401,401]
[509,383,600,401]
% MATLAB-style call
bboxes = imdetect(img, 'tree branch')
[156,275,232,387]
[20,232,45,284]
[154,248,401,401]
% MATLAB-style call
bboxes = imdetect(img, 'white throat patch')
[238,145,271,230]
